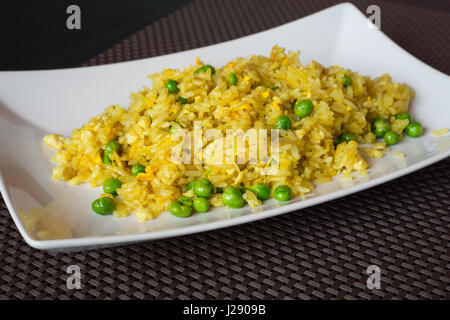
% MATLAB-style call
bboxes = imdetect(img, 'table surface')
[1,0,449,299]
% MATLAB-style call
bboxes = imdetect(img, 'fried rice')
[43,45,414,221]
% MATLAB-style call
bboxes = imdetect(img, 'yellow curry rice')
[43,46,414,221]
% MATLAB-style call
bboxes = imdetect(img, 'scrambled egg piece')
[136,166,155,181]
[43,134,65,150]
[431,128,448,136]
[393,151,406,158]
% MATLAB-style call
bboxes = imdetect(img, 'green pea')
[294,99,313,119]
[215,187,224,193]
[193,197,210,213]
[275,115,291,130]
[131,164,146,176]
[372,117,390,138]
[103,178,122,195]
[273,185,292,201]
[105,140,120,154]
[91,197,116,215]
[176,196,193,207]
[187,181,196,191]
[165,79,179,94]
[193,178,213,198]
[337,133,356,144]
[194,65,216,75]
[395,112,411,123]
[405,122,423,137]
[333,138,340,147]
[168,201,192,218]
[271,86,280,90]
[384,130,399,145]
[229,73,238,85]
[177,96,188,104]
[221,186,245,209]
[343,74,353,87]
[103,151,112,164]
[250,182,270,201]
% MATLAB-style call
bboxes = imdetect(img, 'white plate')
[0,3,449,251]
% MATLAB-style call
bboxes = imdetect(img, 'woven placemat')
[1,0,449,299]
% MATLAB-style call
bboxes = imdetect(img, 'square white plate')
[0,3,449,251]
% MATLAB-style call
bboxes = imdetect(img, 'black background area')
[0,0,192,70]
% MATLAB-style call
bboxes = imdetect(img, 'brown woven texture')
[1,0,449,300]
